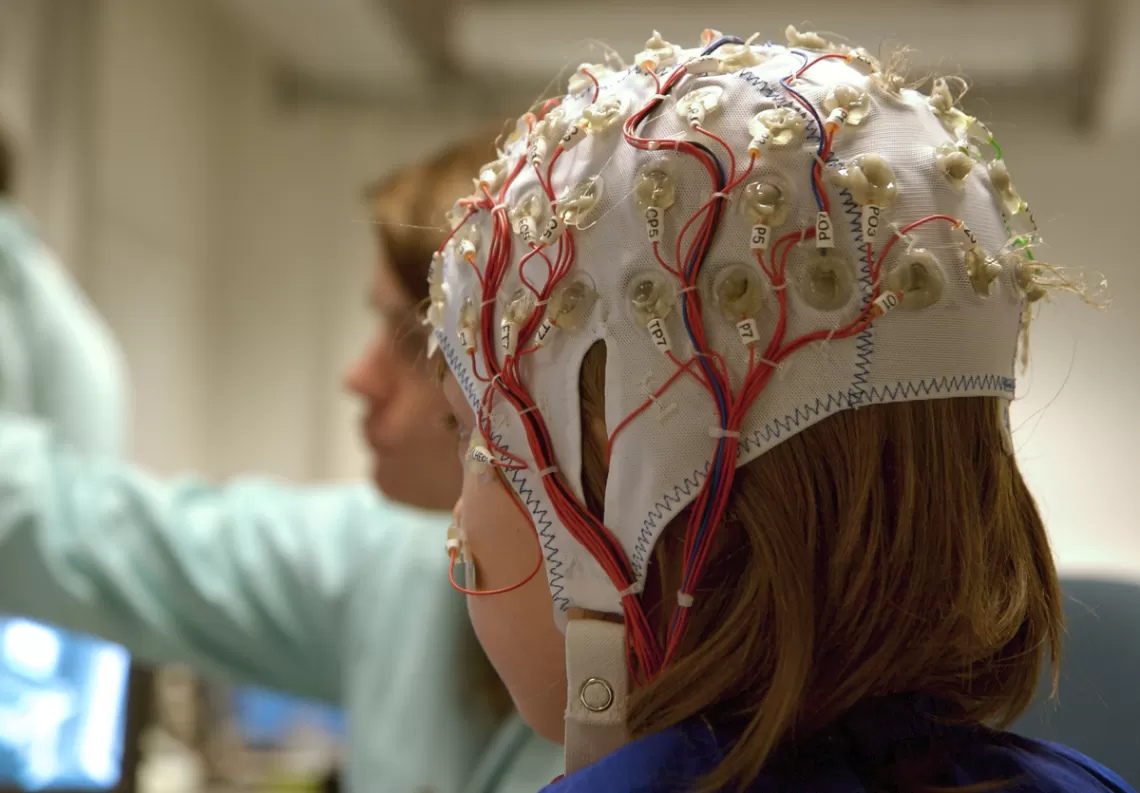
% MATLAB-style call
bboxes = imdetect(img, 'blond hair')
[578,343,1062,792]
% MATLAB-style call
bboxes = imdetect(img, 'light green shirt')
[0,203,563,792]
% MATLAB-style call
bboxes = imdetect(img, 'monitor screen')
[0,618,130,790]
[231,688,345,748]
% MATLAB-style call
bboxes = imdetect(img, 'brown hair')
[364,134,498,304]
[578,343,1062,792]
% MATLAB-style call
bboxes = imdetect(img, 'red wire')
[448,467,544,595]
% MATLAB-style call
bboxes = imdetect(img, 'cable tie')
[618,580,645,598]
[537,465,560,478]
[677,591,695,608]
[518,405,541,416]
[677,285,700,295]
[482,297,498,308]
[771,282,788,291]
[711,191,730,201]
[709,428,741,439]
[535,299,549,308]
[759,357,779,368]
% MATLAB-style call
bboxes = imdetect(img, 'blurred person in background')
[0,124,563,792]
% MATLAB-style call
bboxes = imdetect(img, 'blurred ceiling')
[216,0,1130,129]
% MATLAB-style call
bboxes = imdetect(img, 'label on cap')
[560,124,585,150]
[534,317,556,347]
[735,318,760,346]
[957,222,979,247]
[750,223,772,251]
[457,326,474,351]
[872,290,902,317]
[646,317,672,353]
[827,107,850,126]
[517,215,536,243]
[469,446,494,466]
[529,139,548,166]
[862,204,883,241]
[538,215,566,247]
[816,212,835,248]
[645,206,664,241]
[500,321,519,355]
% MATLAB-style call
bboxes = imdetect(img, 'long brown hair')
[578,342,1062,792]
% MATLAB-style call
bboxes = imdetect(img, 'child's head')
[433,24,1077,787]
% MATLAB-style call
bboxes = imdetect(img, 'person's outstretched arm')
[0,412,454,705]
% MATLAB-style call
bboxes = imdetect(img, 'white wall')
[83,0,229,473]
[999,125,1140,580]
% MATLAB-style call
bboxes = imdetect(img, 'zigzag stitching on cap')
[636,373,1013,562]
[850,333,875,404]
[505,466,569,609]
[866,373,1014,401]
[632,461,710,576]
[438,335,570,608]
[833,171,877,402]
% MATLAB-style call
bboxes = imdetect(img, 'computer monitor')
[0,618,132,791]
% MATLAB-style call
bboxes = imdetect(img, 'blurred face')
[440,370,568,743]
[343,254,463,511]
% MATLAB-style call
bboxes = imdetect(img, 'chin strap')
[563,618,630,774]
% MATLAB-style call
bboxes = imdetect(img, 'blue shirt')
[0,202,564,792]
[545,696,1135,793]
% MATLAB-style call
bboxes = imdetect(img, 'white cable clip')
[676,591,695,608]
[708,428,741,439]
[775,358,793,381]
[639,373,677,421]
[889,222,914,250]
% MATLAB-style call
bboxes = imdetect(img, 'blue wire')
[664,33,754,604]
[679,141,728,419]
[782,50,827,209]
[702,36,745,55]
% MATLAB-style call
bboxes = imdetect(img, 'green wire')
[991,133,1035,259]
